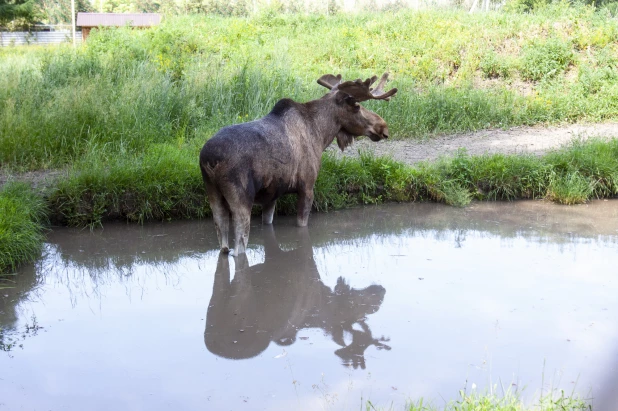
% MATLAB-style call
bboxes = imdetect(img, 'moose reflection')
[204,226,390,368]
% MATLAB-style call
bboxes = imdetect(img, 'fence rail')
[0,31,82,47]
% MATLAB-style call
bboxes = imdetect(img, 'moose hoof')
[220,247,230,254]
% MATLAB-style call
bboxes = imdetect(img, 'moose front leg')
[296,189,314,227]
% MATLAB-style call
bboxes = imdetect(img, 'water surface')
[1,200,618,410]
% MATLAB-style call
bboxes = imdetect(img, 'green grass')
[2,4,618,170]
[0,182,47,276]
[48,143,206,227]
[45,138,618,228]
[370,388,591,410]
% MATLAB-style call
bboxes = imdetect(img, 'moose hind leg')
[232,204,252,255]
[206,186,231,253]
[262,200,276,225]
[296,189,314,227]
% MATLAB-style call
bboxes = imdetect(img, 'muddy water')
[1,201,618,410]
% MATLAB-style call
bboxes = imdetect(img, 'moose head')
[317,73,397,151]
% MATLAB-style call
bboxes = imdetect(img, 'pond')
[1,201,618,410]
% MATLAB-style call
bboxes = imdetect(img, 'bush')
[479,50,513,79]
[520,38,574,81]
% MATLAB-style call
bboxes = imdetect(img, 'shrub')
[520,38,574,81]
[479,50,513,79]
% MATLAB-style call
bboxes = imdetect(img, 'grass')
[44,138,618,228]
[372,388,591,410]
[1,4,618,170]
[0,182,47,276]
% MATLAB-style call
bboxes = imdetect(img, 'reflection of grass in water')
[0,314,43,357]
[0,273,16,289]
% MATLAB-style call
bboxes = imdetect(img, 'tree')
[37,0,93,25]
[0,0,38,28]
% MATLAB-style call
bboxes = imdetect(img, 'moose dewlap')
[199,73,398,255]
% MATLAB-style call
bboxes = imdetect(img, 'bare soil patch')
[0,169,68,192]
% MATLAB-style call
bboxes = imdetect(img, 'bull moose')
[204,226,390,368]
[200,73,398,255]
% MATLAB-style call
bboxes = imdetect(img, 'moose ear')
[335,91,360,111]
[334,90,349,105]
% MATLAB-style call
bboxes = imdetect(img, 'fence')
[0,31,82,47]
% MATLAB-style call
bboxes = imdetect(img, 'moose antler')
[317,74,342,90]
[337,73,398,102]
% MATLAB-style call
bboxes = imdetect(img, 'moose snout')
[367,124,389,141]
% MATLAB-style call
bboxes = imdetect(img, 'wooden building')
[76,13,161,42]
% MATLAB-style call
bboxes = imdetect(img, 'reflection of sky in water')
[1,201,617,410]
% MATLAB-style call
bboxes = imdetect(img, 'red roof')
[76,13,161,28]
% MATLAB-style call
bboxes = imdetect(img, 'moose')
[200,73,398,255]
[204,226,390,367]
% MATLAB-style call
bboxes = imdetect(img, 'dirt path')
[2,122,618,191]
[335,122,618,165]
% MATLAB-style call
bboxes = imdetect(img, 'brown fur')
[199,73,397,254]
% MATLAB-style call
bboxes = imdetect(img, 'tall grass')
[0,183,47,275]
[48,143,206,227]
[1,5,618,170]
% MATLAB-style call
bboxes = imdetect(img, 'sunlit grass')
[44,138,618,228]
[1,5,618,170]
[364,386,590,410]
[0,183,47,275]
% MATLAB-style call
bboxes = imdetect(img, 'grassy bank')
[0,183,47,278]
[3,137,617,273]
[46,138,618,228]
[2,4,618,170]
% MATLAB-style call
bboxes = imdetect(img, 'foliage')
[0,182,47,274]
[0,0,38,28]
[2,8,618,170]
[37,0,94,26]
[520,38,574,81]
[48,143,206,227]
[479,49,513,79]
